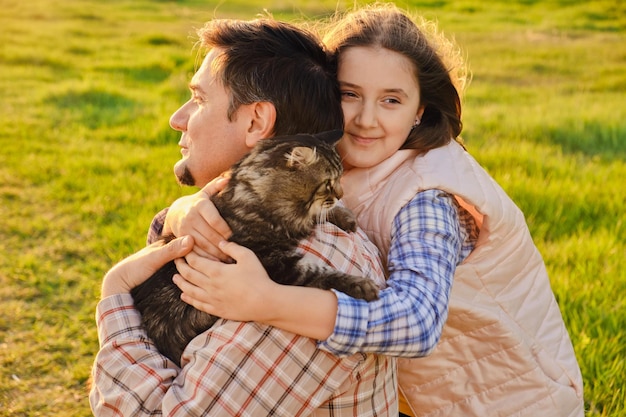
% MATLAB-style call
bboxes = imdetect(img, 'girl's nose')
[169,101,190,132]
[355,101,378,128]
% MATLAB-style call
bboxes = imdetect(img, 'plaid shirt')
[320,190,478,357]
[90,218,397,416]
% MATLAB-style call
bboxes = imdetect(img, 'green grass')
[1,0,624,415]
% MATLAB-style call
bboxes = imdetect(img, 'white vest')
[341,141,584,416]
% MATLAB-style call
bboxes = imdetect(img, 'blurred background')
[1,1,624,415]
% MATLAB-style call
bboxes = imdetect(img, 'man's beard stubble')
[176,166,195,186]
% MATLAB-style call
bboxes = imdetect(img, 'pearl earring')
[411,117,421,130]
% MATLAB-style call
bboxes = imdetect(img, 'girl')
[169,4,584,416]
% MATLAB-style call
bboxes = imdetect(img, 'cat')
[131,130,380,366]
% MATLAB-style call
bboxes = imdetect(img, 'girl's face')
[337,46,424,170]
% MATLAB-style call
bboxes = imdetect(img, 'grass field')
[1,0,624,415]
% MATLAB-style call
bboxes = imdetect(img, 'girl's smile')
[346,133,379,146]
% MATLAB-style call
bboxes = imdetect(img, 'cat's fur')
[131,130,380,366]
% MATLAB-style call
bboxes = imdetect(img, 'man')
[89,18,397,416]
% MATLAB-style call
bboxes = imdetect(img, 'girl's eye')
[341,91,358,99]
[383,97,401,104]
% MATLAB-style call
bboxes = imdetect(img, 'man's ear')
[244,101,276,148]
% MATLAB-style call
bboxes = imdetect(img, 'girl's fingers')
[218,240,254,262]
[174,274,215,315]
[172,272,203,299]
[174,255,218,289]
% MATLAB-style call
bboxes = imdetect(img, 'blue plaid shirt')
[319,189,478,357]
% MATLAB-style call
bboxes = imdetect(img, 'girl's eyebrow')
[338,81,359,89]
[383,88,410,98]
[340,81,409,98]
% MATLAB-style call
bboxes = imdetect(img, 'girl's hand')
[173,241,279,323]
[164,177,232,262]
[101,235,194,298]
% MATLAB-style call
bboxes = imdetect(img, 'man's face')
[169,48,251,187]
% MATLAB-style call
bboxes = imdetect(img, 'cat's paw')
[343,277,380,301]
[328,206,358,232]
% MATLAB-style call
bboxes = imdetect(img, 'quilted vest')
[340,141,584,416]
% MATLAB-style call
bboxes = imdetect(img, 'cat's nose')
[334,182,344,199]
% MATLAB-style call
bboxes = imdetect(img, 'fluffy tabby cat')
[131,130,380,366]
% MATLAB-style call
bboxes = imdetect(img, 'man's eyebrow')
[188,83,204,93]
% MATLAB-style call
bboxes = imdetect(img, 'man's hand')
[100,235,194,298]
[163,176,232,262]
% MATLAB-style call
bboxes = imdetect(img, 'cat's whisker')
[318,208,327,225]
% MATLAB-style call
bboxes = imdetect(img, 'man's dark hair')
[198,19,343,137]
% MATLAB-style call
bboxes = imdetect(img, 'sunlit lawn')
[0,0,624,415]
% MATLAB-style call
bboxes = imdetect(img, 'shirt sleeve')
[89,294,180,415]
[318,190,468,358]
[89,294,363,416]
[147,208,168,245]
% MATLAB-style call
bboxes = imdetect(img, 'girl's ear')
[244,101,277,148]
[416,105,426,121]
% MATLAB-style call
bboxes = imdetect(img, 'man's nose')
[169,101,190,132]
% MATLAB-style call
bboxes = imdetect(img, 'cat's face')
[228,132,345,227]
[285,144,344,222]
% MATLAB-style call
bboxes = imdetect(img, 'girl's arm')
[321,191,469,356]
[174,242,339,340]
[174,190,474,357]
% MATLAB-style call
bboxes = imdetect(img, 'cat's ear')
[314,129,343,145]
[286,146,318,168]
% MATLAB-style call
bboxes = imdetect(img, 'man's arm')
[90,294,355,416]
[90,294,179,415]
[90,235,354,416]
